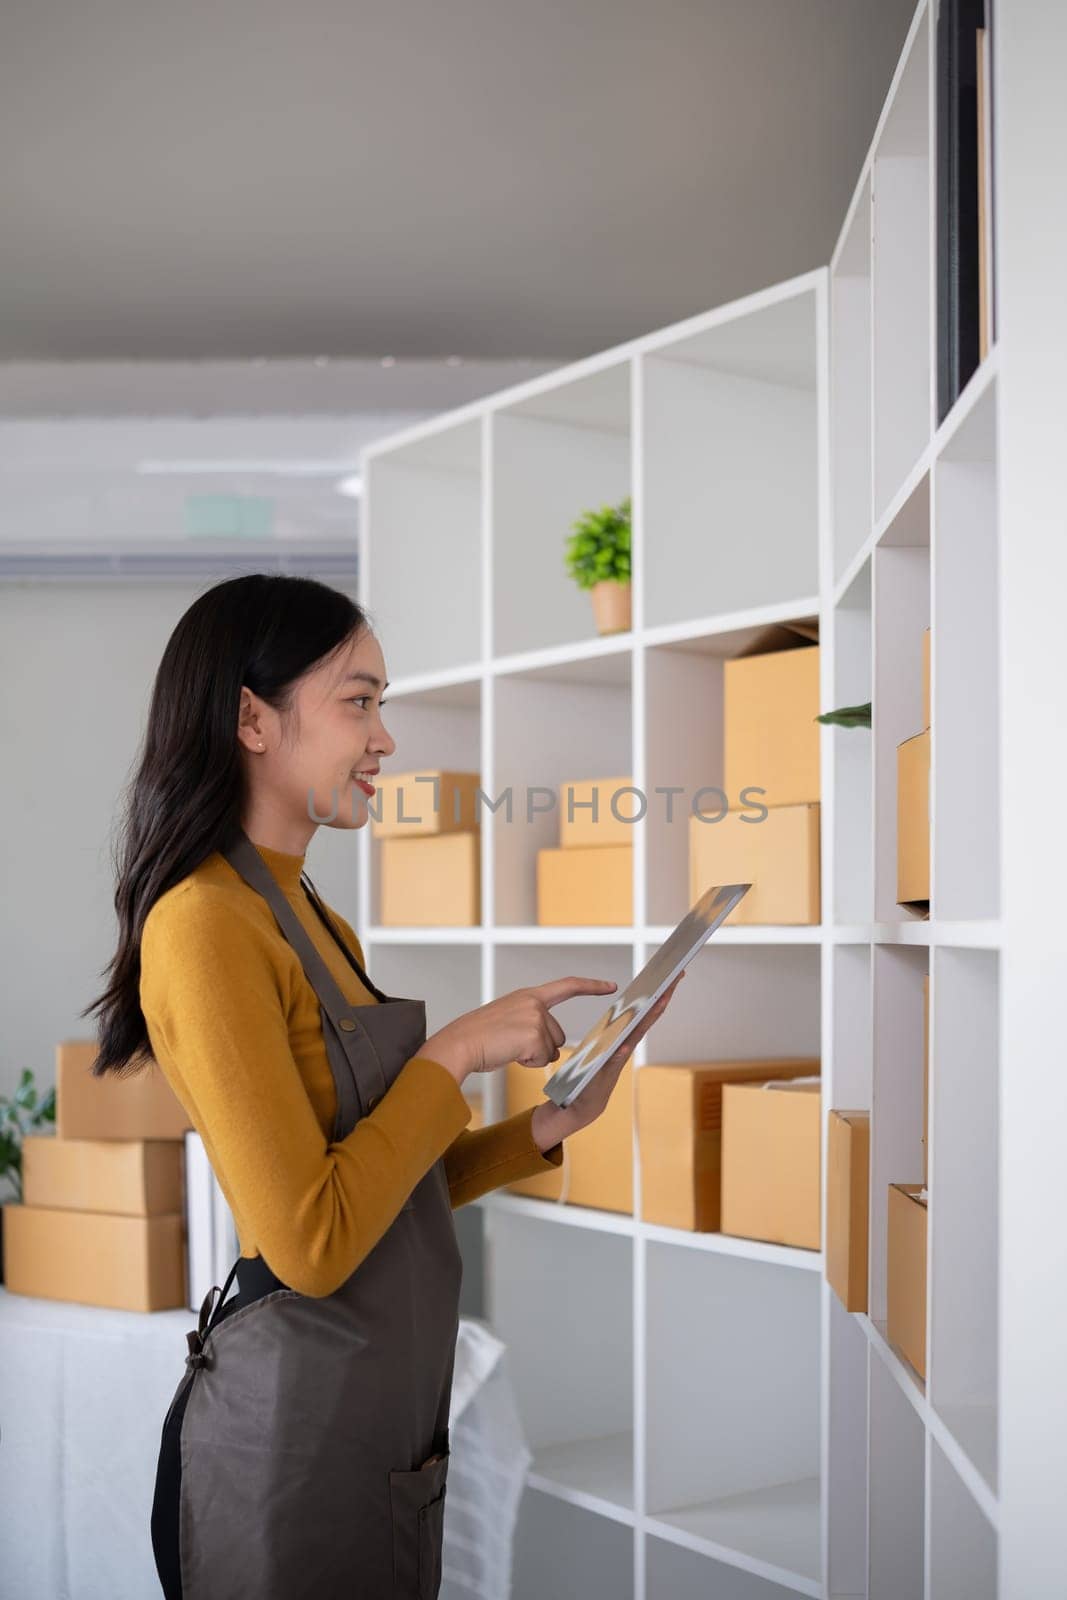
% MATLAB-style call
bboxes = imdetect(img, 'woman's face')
[239,627,396,838]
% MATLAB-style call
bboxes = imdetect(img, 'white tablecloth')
[0,1287,529,1599]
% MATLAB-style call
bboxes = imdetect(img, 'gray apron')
[150,828,464,1599]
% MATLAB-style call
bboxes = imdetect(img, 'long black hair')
[82,574,370,1078]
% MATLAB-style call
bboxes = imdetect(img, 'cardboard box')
[897,729,930,908]
[559,776,641,849]
[724,643,821,809]
[369,770,481,839]
[720,1079,822,1249]
[56,1040,192,1142]
[379,831,480,925]
[637,1058,822,1231]
[690,802,820,924]
[922,627,931,731]
[887,1182,928,1378]
[22,1134,184,1216]
[537,844,632,926]
[504,1048,633,1211]
[826,1110,870,1311]
[922,974,930,1185]
[2,1203,187,1311]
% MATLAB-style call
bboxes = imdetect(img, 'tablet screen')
[540,881,752,1109]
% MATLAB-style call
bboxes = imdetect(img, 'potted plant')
[565,496,632,636]
[0,1068,56,1282]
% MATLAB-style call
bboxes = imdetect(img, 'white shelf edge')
[643,1502,822,1598]
[828,0,930,282]
[364,924,826,946]
[858,1314,1000,1532]
[379,595,825,696]
[931,343,999,464]
[479,1191,823,1272]
[525,1474,636,1529]
[480,1189,634,1237]
[361,270,826,468]
[639,1221,823,1273]
[833,344,999,604]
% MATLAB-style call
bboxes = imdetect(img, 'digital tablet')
[541,882,752,1109]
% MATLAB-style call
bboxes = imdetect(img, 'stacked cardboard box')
[886,973,930,1377]
[720,1076,823,1249]
[537,776,636,925]
[505,1046,633,1210]
[826,1109,870,1311]
[690,629,821,924]
[638,1058,820,1233]
[897,626,931,911]
[2,1040,191,1311]
[372,769,482,925]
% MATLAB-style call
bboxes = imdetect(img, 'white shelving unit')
[358,4,1063,1593]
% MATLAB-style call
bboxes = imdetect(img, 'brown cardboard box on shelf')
[922,627,931,731]
[369,770,482,839]
[379,832,480,925]
[537,844,632,926]
[826,1110,870,1311]
[689,803,820,925]
[22,1134,184,1216]
[887,1182,928,1379]
[504,1048,633,1211]
[897,730,930,909]
[2,1203,186,1311]
[720,1079,822,1249]
[559,776,641,850]
[637,1058,822,1231]
[56,1040,192,1142]
[724,643,821,809]
[922,974,930,1184]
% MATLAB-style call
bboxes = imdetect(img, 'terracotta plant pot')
[589,580,631,636]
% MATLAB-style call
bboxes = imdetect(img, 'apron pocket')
[388,1449,450,1599]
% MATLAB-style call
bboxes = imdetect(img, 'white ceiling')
[0,0,915,364]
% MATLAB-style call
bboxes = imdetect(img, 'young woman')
[84,573,682,1600]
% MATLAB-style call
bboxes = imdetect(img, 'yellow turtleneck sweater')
[139,839,564,1298]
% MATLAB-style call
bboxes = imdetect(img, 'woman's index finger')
[530,976,619,1008]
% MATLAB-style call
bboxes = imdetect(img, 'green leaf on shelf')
[815,701,872,729]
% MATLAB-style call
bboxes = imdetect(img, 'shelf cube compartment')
[492,363,631,659]
[826,1296,869,1598]
[493,655,631,926]
[832,173,873,582]
[635,940,820,1073]
[832,559,873,924]
[642,289,819,630]
[932,376,1000,921]
[929,947,999,1492]
[647,1533,806,1600]
[367,680,482,927]
[643,623,820,928]
[869,946,928,1337]
[868,1349,925,1600]
[486,1205,634,1517]
[872,493,930,922]
[645,1244,822,1590]
[928,1438,997,1600]
[512,1490,634,1600]
[871,6,932,521]
[363,419,484,678]
[488,941,636,1129]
